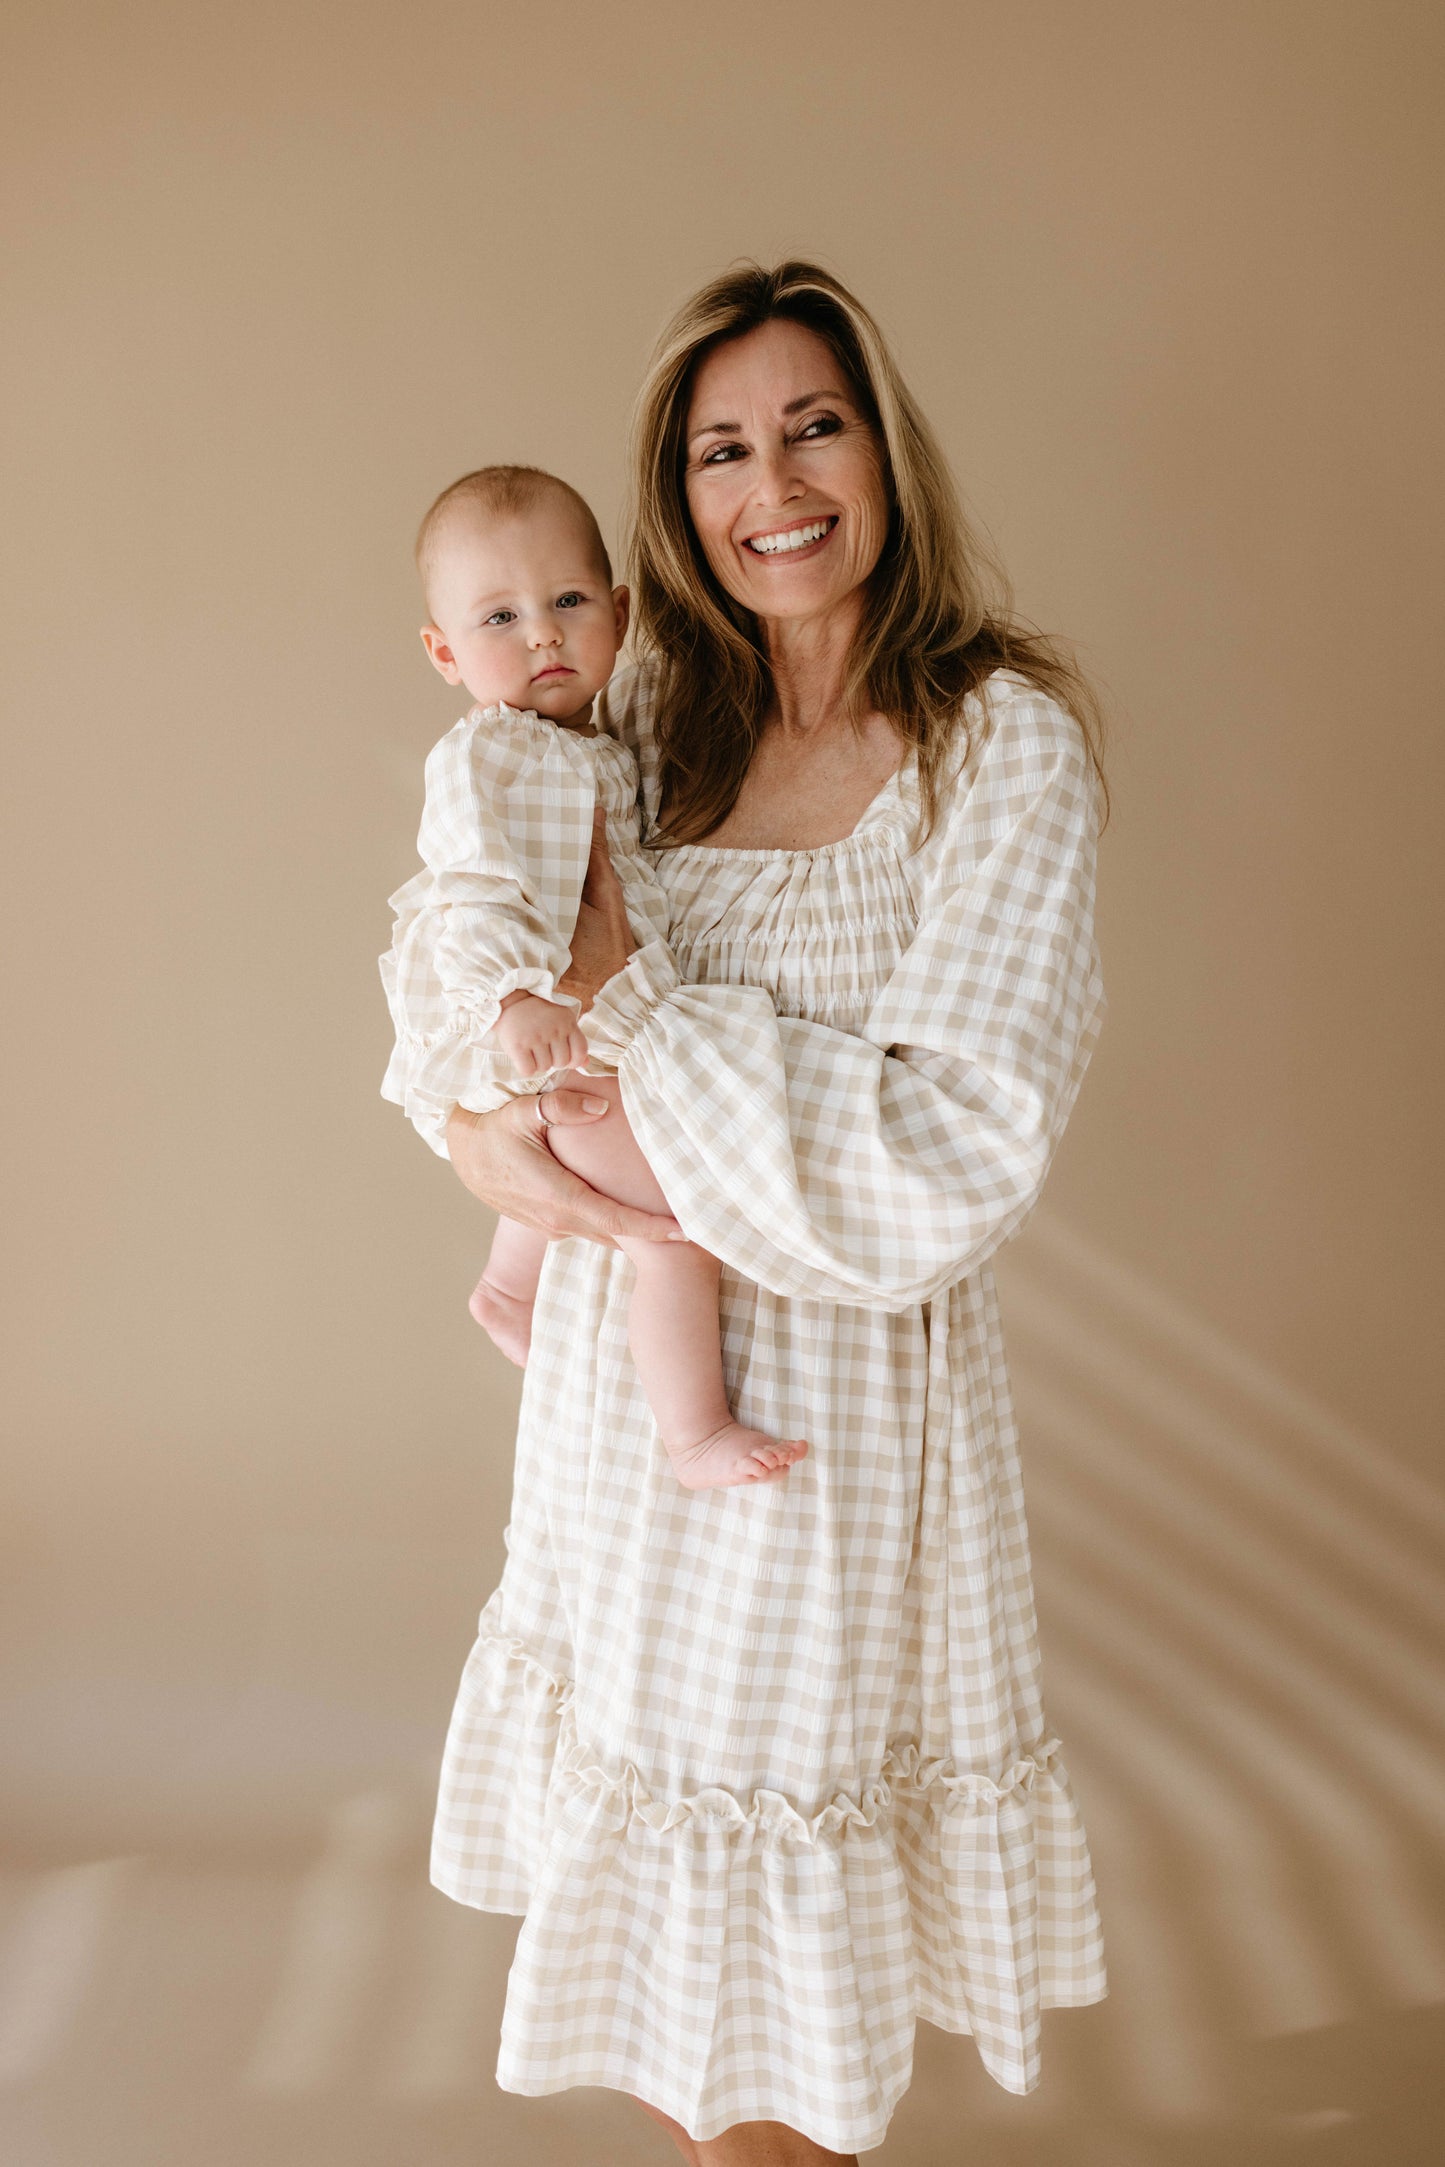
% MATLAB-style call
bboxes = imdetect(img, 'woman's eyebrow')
[782,387,848,415]
[687,388,851,446]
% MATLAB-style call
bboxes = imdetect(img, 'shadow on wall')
[1,1211,1442,2166]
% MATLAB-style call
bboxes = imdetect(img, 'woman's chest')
[693,716,906,853]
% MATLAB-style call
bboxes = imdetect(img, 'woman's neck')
[760,595,865,739]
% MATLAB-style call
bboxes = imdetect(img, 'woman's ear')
[420,625,462,684]
[611,585,631,645]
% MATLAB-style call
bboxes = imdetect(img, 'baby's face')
[421,495,627,730]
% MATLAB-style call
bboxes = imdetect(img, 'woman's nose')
[752,441,805,506]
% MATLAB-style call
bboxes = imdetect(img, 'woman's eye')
[484,609,515,626]
[700,442,745,465]
[799,413,842,439]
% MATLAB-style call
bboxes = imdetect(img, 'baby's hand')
[496,991,590,1078]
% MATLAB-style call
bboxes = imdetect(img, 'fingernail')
[666,1229,689,1241]
[581,1095,607,1113]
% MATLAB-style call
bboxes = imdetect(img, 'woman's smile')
[741,515,839,559]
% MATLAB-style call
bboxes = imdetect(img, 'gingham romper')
[380,698,671,1141]
[381,662,1109,2154]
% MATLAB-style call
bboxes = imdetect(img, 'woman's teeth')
[746,518,834,555]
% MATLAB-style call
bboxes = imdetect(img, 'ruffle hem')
[430,1597,1108,2151]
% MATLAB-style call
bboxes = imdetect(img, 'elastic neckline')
[466,701,607,748]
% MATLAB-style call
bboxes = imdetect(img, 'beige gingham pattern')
[405,665,1108,2152]
[378,701,670,1153]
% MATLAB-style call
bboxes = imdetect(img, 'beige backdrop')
[3,3,1442,2163]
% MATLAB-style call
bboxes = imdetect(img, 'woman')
[390,260,1111,2163]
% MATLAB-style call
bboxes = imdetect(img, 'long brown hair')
[627,258,1110,845]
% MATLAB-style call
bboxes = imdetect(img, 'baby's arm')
[496,989,591,1078]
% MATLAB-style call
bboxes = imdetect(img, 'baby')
[381,465,808,1492]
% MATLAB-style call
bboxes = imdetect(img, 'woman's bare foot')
[468,1275,533,1366]
[665,1423,808,1491]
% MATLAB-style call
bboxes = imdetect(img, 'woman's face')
[682,317,890,633]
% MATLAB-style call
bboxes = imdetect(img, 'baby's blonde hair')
[416,465,613,612]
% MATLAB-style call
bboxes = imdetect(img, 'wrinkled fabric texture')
[390,664,1109,2152]
[379,700,670,1153]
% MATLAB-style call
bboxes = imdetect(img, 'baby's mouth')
[743,515,838,557]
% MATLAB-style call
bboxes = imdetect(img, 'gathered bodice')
[647,758,925,1029]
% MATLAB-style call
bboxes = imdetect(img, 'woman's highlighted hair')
[627,258,1108,845]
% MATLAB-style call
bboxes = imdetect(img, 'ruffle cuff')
[447,963,583,1046]
[579,938,682,1068]
[382,966,579,1158]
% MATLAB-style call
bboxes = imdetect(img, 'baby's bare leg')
[469,1215,549,1367]
[616,1235,806,1487]
[544,1074,807,1490]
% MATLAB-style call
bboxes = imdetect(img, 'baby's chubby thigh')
[540,1069,674,1217]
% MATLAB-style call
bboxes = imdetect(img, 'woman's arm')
[579,684,1107,1307]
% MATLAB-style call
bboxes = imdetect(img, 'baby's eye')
[483,608,516,627]
[556,591,584,609]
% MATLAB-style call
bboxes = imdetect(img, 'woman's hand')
[445,1089,686,1248]
[558,808,635,1014]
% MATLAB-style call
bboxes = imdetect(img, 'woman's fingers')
[570,809,637,1003]
[586,851,627,920]
[580,811,609,889]
[559,893,633,1010]
[533,1086,685,1244]
[537,1083,611,1123]
[599,1200,689,1243]
[529,1138,685,1246]
[556,1177,685,1246]
[444,1094,683,1247]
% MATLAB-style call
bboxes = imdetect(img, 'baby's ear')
[611,585,630,645]
[420,624,462,685]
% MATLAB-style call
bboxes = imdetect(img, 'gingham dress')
[388,662,1109,2153]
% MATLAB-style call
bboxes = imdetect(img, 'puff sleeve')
[580,685,1107,1307]
[379,710,595,1154]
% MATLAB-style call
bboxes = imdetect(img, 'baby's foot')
[664,1423,809,1491]
[468,1276,533,1367]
